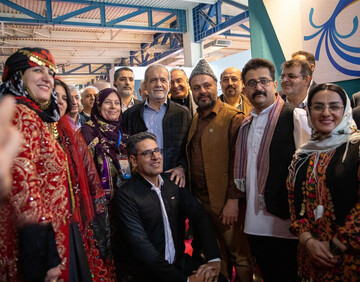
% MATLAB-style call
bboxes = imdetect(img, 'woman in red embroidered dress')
[53,78,115,281]
[0,48,111,281]
[287,83,360,281]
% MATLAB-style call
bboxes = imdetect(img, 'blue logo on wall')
[305,0,360,76]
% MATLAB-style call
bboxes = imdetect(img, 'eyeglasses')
[138,147,161,158]
[310,103,344,113]
[245,78,272,88]
[279,74,302,81]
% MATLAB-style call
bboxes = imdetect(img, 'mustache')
[252,90,266,99]
[226,86,235,90]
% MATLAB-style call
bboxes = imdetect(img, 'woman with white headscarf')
[287,83,360,281]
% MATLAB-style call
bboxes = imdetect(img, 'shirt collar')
[144,97,167,109]
[144,174,164,189]
[251,101,274,117]
[285,94,308,109]
[197,98,223,117]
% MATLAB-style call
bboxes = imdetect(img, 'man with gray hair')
[79,86,98,124]
[138,80,147,101]
[122,64,192,187]
[113,66,141,112]
[280,59,312,109]
[291,50,317,91]
[68,85,85,129]
[170,68,197,117]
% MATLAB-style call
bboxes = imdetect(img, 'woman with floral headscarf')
[0,48,91,281]
[287,83,360,280]
[81,88,129,203]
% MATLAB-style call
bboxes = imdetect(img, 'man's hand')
[165,166,186,188]
[194,261,221,282]
[220,199,239,225]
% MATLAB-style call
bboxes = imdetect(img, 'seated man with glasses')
[112,131,224,282]
[234,58,311,281]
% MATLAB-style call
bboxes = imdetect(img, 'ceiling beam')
[0,0,187,33]
[193,1,249,42]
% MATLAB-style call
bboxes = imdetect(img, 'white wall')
[209,49,252,94]
[263,0,303,60]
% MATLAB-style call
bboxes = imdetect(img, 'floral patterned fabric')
[287,144,360,281]
[0,104,70,280]
[55,117,115,281]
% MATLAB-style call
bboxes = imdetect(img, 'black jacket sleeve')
[19,223,61,280]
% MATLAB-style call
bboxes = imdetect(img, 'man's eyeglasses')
[245,78,273,88]
[138,147,161,158]
[279,74,302,81]
[310,103,344,114]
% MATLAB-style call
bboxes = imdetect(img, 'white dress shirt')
[244,104,310,238]
[145,175,176,263]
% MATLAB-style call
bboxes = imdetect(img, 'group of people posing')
[0,47,359,282]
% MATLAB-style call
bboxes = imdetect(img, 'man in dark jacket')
[122,64,192,187]
[112,132,222,281]
[170,68,197,117]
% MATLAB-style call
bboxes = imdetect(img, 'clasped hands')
[189,261,221,282]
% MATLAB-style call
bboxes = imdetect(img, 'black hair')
[114,67,133,81]
[308,83,347,108]
[241,58,275,83]
[126,132,157,156]
[54,78,73,114]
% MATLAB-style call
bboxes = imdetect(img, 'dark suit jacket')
[351,91,360,108]
[112,173,220,281]
[352,106,360,127]
[121,99,192,171]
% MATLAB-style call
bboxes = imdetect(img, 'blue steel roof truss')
[0,0,187,33]
[128,32,183,67]
[193,0,249,42]
[59,63,108,75]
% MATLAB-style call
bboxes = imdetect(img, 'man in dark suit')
[112,132,222,281]
[113,67,142,112]
[122,64,192,188]
[350,91,360,108]
[291,50,317,92]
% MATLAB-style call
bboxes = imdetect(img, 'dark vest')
[265,103,296,219]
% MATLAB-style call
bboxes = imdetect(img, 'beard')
[196,96,216,110]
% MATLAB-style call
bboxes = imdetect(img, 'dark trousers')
[247,234,298,282]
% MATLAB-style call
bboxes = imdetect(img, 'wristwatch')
[329,239,343,255]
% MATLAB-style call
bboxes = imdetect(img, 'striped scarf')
[234,94,284,195]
